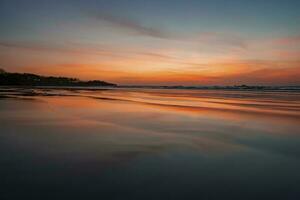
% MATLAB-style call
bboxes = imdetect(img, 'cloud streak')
[273,35,300,45]
[194,32,248,50]
[0,40,130,58]
[89,12,170,39]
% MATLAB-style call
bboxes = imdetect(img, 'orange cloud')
[1,32,300,86]
[273,35,300,45]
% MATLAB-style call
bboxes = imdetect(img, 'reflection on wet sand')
[0,87,300,199]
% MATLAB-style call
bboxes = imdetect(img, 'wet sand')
[1,87,300,199]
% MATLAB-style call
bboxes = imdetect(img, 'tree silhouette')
[0,70,117,87]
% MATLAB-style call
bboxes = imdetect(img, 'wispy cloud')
[107,64,300,86]
[87,12,171,39]
[218,66,300,85]
[194,32,248,50]
[273,35,300,45]
[0,40,124,57]
[0,39,192,64]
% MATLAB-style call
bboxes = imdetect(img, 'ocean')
[1,87,300,199]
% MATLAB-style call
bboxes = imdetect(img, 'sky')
[0,0,300,85]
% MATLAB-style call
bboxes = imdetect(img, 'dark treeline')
[0,69,117,87]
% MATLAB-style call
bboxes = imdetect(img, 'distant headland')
[0,69,117,87]
[1,69,299,91]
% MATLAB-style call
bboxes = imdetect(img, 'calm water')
[1,87,300,199]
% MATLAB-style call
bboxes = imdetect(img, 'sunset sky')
[1,0,300,85]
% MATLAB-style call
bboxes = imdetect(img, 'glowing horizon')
[1,0,300,86]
